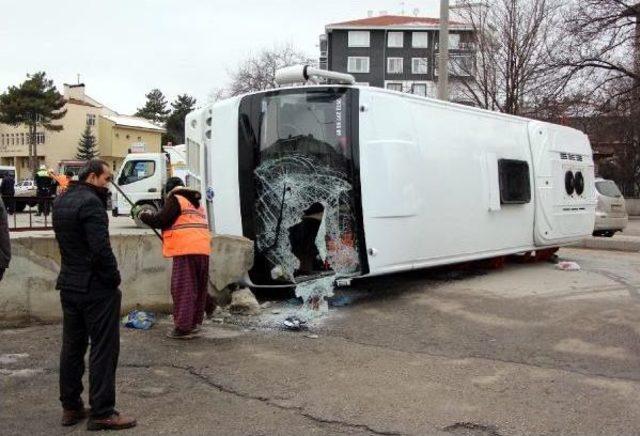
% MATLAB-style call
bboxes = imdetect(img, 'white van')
[184,66,596,287]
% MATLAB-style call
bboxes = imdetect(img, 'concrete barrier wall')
[626,199,640,216]
[0,233,253,326]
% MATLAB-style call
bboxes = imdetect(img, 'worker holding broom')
[132,177,212,339]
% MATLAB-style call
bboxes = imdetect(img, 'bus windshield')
[238,88,363,285]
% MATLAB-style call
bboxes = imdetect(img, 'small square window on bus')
[498,159,531,204]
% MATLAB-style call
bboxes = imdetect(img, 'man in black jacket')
[0,195,10,280]
[52,159,136,431]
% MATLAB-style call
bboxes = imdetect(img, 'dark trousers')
[59,290,121,419]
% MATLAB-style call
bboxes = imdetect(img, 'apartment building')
[320,15,476,103]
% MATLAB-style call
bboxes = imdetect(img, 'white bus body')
[185,85,596,287]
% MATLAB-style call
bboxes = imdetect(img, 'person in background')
[52,159,136,431]
[0,196,11,281]
[133,177,212,339]
[49,169,74,194]
[0,172,15,215]
[35,165,56,216]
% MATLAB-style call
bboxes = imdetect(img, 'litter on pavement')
[283,316,307,331]
[555,261,581,271]
[122,310,156,330]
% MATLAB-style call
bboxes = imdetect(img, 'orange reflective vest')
[162,195,212,258]
[52,174,70,192]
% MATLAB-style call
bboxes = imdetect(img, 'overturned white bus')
[185,66,596,288]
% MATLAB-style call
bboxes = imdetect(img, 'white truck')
[111,152,176,227]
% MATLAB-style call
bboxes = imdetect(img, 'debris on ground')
[122,310,156,330]
[282,316,307,331]
[304,333,319,339]
[260,301,273,309]
[229,287,261,315]
[556,261,581,271]
[295,276,336,314]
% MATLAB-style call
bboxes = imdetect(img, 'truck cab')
[111,152,171,226]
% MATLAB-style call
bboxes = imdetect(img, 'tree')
[76,125,99,160]
[451,0,569,116]
[135,89,170,123]
[226,45,310,96]
[0,72,66,173]
[165,94,197,145]
[560,1,639,98]
[557,1,640,196]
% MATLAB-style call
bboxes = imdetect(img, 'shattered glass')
[254,154,360,283]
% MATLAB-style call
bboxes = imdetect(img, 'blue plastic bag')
[122,310,156,330]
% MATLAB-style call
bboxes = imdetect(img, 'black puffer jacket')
[52,183,121,293]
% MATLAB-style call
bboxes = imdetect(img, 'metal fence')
[3,196,55,231]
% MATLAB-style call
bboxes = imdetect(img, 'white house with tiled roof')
[0,83,165,179]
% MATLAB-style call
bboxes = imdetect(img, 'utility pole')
[438,0,450,101]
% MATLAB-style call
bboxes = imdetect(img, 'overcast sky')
[0,0,440,114]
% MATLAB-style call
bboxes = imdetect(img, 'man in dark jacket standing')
[1,173,15,215]
[0,196,11,280]
[52,159,136,431]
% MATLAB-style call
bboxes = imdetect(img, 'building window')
[412,58,429,74]
[348,31,370,47]
[387,57,404,74]
[126,134,130,140]
[388,32,404,47]
[347,57,370,73]
[115,133,120,138]
[86,113,96,126]
[498,159,531,204]
[137,136,142,141]
[412,84,428,96]
[412,32,429,48]
[449,33,461,50]
[450,53,474,76]
[20,133,25,145]
[386,82,403,92]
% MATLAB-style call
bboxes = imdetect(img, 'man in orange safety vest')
[134,177,212,339]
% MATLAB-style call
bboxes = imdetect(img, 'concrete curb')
[569,236,640,253]
[0,233,253,327]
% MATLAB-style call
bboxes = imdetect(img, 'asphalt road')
[1,248,640,435]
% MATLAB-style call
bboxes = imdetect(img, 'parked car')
[13,179,38,212]
[593,178,628,237]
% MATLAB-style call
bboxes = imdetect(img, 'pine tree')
[135,89,170,124]
[76,125,99,160]
[165,94,197,145]
[0,72,67,173]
